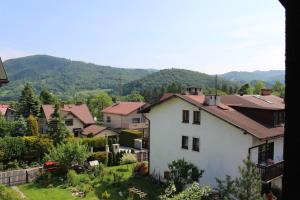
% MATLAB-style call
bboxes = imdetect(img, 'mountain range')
[0,55,284,101]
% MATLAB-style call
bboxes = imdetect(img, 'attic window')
[65,119,73,126]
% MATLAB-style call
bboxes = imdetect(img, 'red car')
[43,161,59,173]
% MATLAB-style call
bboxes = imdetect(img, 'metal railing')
[257,161,284,182]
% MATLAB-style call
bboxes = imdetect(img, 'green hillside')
[0,55,154,101]
[123,68,239,94]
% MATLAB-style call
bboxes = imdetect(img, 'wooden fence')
[136,151,148,162]
[0,166,43,186]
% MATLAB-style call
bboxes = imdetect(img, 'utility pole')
[215,75,218,96]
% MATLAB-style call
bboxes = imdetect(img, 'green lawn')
[19,164,164,200]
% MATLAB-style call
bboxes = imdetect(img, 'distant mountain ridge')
[220,70,285,85]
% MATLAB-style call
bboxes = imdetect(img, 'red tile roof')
[220,95,284,110]
[42,104,95,125]
[82,124,119,136]
[101,102,146,116]
[142,93,284,140]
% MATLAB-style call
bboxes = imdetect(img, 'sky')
[0,0,285,75]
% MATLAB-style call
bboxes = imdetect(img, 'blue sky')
[0,0,285,74]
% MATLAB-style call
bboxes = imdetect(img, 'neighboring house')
[141,87,284,192]
[81,124,119,138]
[101,102,148,131]
[39,103,96,137]
[0,57,9,87]
[0,104,18,120]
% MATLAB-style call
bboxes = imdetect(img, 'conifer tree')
[47,103,69,145]
[40,88,58,104]
[18,83,40,118]
[234,156,262,200]
[27,114,39,136]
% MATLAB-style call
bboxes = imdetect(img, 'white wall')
[148,97,253,187]
[63,113,84,132]
[103,111,145,129]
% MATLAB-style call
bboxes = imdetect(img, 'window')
[258,142,274,164]
[182,110,189,123]
[193,111,201,124]
[182,136,189,149]
[192,137,200,151]
[73,128,82,137]
[106,116,111,123]
[65,119,73,126]
[132,118,141,123]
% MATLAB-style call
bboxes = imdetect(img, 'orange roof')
[42,104,95,125]
[101,102,146,116]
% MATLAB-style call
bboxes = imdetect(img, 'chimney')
[204,95,221,106]
[260,88,272,96]
[182,87,202,95]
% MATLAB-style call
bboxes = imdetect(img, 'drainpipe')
[142,113,151,176]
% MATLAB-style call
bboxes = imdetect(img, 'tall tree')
[254,81,265,95]
[238,83,252,95]
[40,88,58,104]
[17,83,40,118]
[234,156,262,200]
[87,91,113,121]
[272,80,285,97]
[121,91,145,102]
[47,104,69,145]
[27,114,39,136]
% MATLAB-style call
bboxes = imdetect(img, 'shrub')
[0,184,22,200]
[0,137,25,163]
[120,153,137,165]
[119,129,143,148]
[23,136,53,163]
[81,137,106,151]
[134,161,149,176]
[67,170,81,186]
[87,151,107,164]
[102,190,111,200]
[44,140,90,174]
[167,158,204,192]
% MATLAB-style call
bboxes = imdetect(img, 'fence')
[0,166,43,186]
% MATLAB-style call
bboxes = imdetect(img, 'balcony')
[256,160,284,182]
[123,122,149,129]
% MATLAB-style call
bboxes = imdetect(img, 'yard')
[18,164,164,200]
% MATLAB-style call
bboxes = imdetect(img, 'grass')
[19,164,164,200]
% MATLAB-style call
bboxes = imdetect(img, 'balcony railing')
[123,122,149,129]
[256,160,284,182]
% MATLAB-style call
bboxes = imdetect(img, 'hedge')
[119,129,143,148]
[68,137,107,151]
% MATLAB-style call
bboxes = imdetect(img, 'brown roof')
[101,102,146,116]
[142,93,284,140]
[42,104,95,125]
[81,124,119,137]
[220,95,284,110]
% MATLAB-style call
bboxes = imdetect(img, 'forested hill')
[220,70,285,85]
[0,55,155,101]
[122,68,239,94]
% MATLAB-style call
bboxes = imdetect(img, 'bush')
[119,129,143,148]
[23,136,53,163]
[80,137,106,151]
[102,190,111,200]
[87,151,107,164]
[134,161,149,176]
[67,170,81,186]
[0,184,22,200]
[0,137,25,163]
[120,153,137,165]
[44,140,90,174]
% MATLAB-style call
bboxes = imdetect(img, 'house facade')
[102,102,148,132]
[142,88,284,191]
[39,103,96,137]
[0,104,18,120]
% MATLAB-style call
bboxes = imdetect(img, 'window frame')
[258,142,274,164]
[193,110,201,125]
[65,118,73,126]
[106,116,111,123]
[181,135,189,149]
[192,137,200,152]
[132,117,141,123]
[182,110,189,123]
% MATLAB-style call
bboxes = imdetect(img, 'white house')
[141,88,284,192]
[101,102,148,131]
